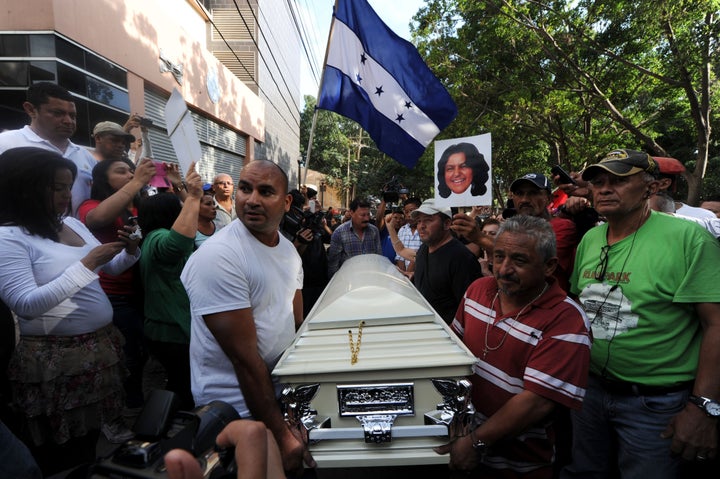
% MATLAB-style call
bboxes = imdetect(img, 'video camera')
[88,390,239,479]
[283,205,325,243]
[381,176,409,203]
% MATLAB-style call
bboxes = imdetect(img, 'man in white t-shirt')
[181,160,314,475]
[0,82,96,216]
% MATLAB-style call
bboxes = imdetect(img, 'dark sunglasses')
[595,244,611,281]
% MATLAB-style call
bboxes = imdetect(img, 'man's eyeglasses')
[595,244,610,281]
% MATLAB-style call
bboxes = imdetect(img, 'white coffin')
[272,254,477,467]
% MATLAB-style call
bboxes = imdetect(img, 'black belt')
[592,374,693,396]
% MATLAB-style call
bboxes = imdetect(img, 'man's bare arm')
[435,390,555,470]
[662,302,720,461]
[203,309,314,473]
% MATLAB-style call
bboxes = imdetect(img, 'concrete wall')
[0,0,265,141]
[254,0,301,177]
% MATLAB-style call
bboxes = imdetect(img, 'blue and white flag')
[317,0,457,169]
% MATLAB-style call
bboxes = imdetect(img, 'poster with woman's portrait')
[434,133,492,208]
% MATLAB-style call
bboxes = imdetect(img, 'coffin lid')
[273,254,476,380]
[304,254,435,330]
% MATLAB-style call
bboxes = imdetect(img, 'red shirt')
[452,277,591,476]
[78,199,138,296]
[550,216,577,293]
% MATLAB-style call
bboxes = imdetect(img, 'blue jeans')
[0,420,41,479]
[561,375,688,479]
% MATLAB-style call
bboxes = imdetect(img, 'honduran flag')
[317,0,458,169]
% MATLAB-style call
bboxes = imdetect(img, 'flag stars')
[395,114,405,123]
[360,52,367,64]
[356,73,363,83]
[375,86,384,96]
[404,101,412,109]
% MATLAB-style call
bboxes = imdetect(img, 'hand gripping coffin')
[272,254,477,467]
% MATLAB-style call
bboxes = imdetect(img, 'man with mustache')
[409,199,482,324]
[508,173,578,293]
[327,198,382,277]
[453,172,578,293]
[436,215,591,478]
[0,82,96,216]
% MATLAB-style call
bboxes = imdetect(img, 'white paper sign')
[434,133,492,208]
[164,88,202,176]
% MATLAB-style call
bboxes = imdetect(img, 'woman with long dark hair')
[0,147,140,475]
[77,156,154,440]
[437,142,490,199]
[137,163,203,410]
[195,191,217,249]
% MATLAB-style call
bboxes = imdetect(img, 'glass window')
[87,102,128,132]
[87,76,129,111]
[29,35,54,57]
[28,61,57,83]
[55,36,84,67]
[85,53,126,88]
[0,61,28,86]
[57,62,86,96]
[0,91,27,131]
[71,99,91,147]
[0,60,56,88]
[0,35,29,57]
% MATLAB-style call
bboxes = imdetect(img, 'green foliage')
[411,0,720,204]
[301,0,720,205]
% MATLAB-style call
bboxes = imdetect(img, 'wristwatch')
[470,429,488,454]
[688,395,720,417]
[175,182,186,192]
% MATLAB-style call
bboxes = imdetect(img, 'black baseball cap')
[510,173,552,193]
[582,149,658,180]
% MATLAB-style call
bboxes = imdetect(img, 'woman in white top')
[0,147,140,476]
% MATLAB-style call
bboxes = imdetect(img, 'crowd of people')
[0,81,719,479]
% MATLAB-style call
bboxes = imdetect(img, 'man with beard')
[0,82,96,216]
[327,198,382,277]
[437,215,590,478]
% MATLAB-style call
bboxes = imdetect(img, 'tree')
[412,0,720,204]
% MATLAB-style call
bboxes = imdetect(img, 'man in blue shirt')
[327,198,382,277]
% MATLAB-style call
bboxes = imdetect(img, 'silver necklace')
[482,283,549,359]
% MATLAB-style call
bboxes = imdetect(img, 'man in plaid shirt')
[327,198,382,277]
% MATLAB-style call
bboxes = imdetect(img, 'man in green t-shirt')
[561,149,720,479]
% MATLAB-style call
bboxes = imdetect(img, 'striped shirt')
[452,277,591,476]
[394,223,421,268]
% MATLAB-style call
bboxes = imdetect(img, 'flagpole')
[302,0,340,186]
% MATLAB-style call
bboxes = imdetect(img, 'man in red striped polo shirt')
[436,215,591,478]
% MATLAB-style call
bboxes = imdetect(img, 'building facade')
[0,0,302,182]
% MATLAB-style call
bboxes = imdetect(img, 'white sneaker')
[101,418,134,444]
